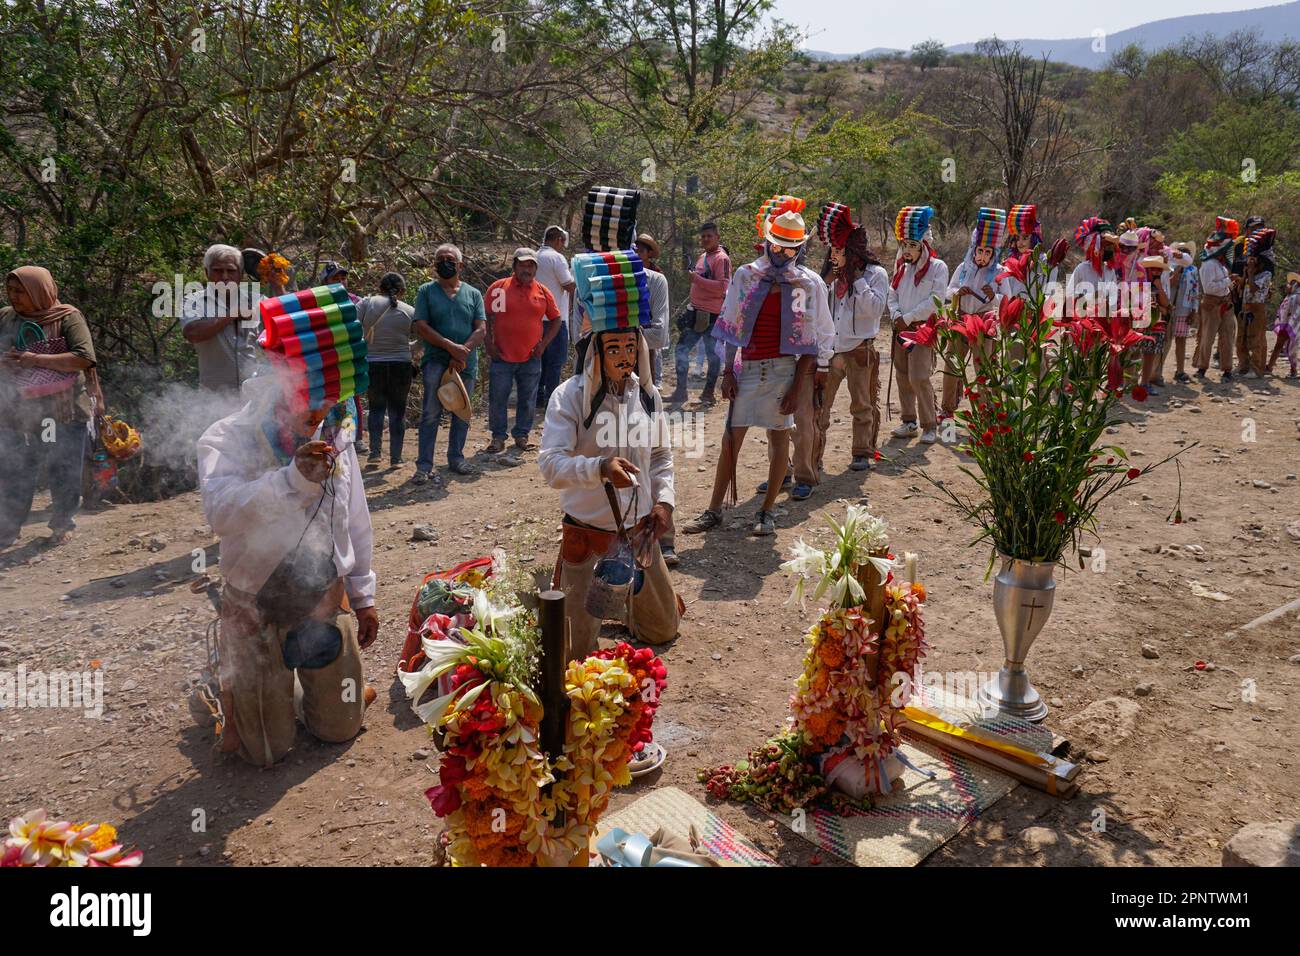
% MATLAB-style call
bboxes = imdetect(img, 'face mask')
[435,260,458,279]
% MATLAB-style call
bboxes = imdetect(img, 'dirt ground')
[2,354,1298,868]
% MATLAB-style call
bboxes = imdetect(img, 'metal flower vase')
[977,553,1055,723]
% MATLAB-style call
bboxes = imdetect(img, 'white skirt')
[729,356,796,430]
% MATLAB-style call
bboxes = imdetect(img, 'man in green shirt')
[412,243,487,482]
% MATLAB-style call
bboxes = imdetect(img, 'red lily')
[998,251,1031,285]
[951,312,997,346]
[1047,237,1070,267]
[1101,317,1151,355]
[899,317,941,349]
[1056,316,1106,352]
[997,295,1025,330]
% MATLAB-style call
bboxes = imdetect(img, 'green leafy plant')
[913,248,1191,565]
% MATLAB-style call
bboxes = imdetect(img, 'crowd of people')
[1,192,1296,768]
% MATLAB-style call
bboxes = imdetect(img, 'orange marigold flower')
[817,641,845,668]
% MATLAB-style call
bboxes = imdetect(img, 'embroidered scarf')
[721,249,819,357]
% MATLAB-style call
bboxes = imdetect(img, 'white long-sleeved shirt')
[830,264,889,352]
[538,373,674,532]
[948,259,1001,314]
[887,255,950,327]
[641,269,671,351]
[1200,258,1232,298]
[197,387,376,609]
[1069,261,1116,318]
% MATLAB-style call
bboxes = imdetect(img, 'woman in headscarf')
[0,266,98,549]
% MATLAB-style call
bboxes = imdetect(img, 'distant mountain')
[806,1,1300,69]
[804,47,902,61]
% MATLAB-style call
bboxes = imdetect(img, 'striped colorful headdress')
[974,207,1007,248]
[1212,216,1240,240]
[894,205,934,242]
[756,195,805,237]
[258,284,368,410]
[1243,228,1275,257]
[1007,204,1038,238]
[582,186,640,252]
[572,250,651,334]
[816,202,855,248]
[1074,216,1112,271]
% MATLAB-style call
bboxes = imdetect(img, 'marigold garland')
[3,810,142,867]
[702,508,927,809]
[405,562,667,866]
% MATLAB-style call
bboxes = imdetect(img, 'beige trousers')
[817,344,880,467]
[555,532,680,660]
[1195,295,1235,372]
[939,336,991,417]
[1236,304,1268,374]
[219,582,364,768]
[891,331,938,429]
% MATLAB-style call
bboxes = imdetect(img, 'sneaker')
[1174,372,1192,384]
[661,546,680,568]
[390,458,404,467]
[1221,371,1234,383]
[682,510,721,534]
[850,455,871,471]
[757,473,793,494]
[1146,383,1162,395]
[411,471,431,485]
[514,436,535,451]
[448,459,480,476]
[486,437,506,454]
[892,421,918,438]
[920,429,938,444]
[752,511,776,536]
[789,482,813,501]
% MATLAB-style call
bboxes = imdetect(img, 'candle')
[904,552,917,585]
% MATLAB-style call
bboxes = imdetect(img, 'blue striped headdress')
[572,250,651,334]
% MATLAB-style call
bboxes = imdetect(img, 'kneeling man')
[197,287,378,767]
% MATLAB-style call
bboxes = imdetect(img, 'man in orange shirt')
[485,248,562,453]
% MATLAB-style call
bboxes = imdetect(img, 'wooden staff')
[538,590,569,763]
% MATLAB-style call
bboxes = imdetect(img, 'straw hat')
[437,368,472,423]
[1287,272,1300,286]
[764,209,808,248]
[1139,254,1168,271]
[634,233,660,257]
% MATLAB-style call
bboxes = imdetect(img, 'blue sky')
[770,0,1281,54]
